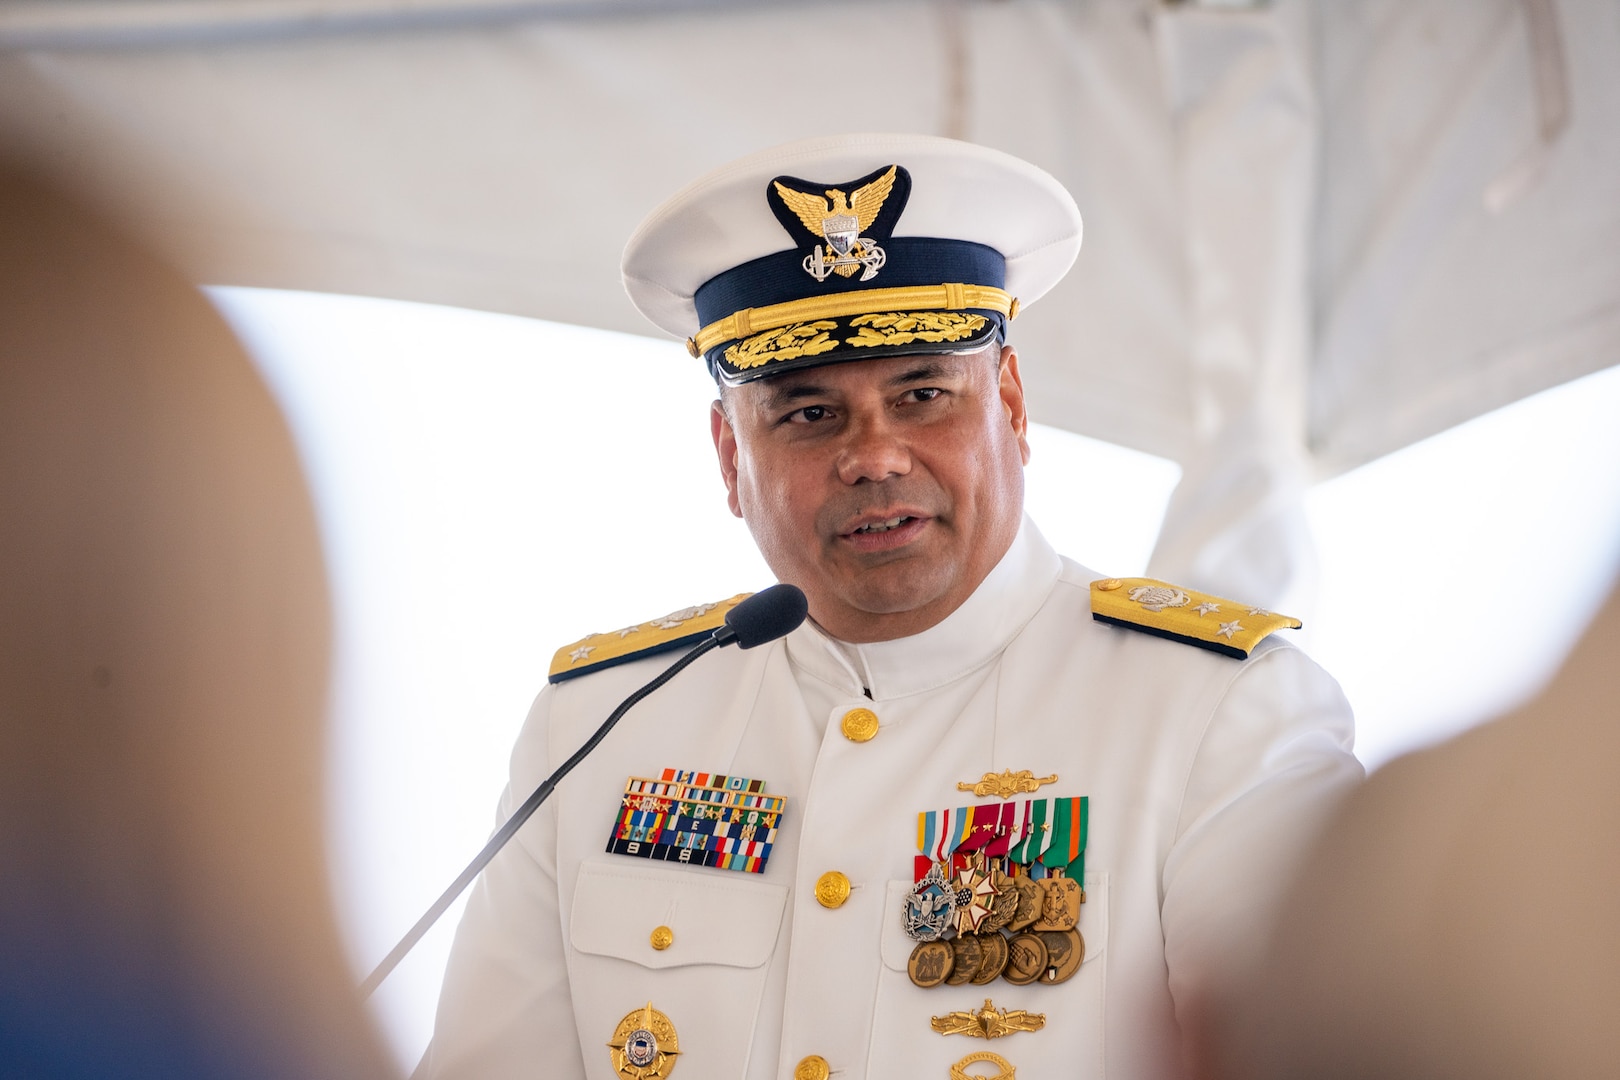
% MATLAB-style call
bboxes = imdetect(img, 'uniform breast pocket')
[865,871,1109,1080]
[568,859,788,1080]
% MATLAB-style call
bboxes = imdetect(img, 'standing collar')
[784,516,1062,700]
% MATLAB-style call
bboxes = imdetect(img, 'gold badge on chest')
[950,1051,1017,1080]
[931,998,1046,1039]
[607,1002,680,1080]
[956,770,1058,799]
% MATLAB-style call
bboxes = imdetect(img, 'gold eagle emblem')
[773,164,898,281]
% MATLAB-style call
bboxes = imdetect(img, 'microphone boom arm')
[358,634,722,999]
[356,583,806,999]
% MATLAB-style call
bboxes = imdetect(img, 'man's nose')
[835,413,912,485]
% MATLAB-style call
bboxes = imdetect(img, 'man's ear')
[998,344,1032,466]
[710,399,744,518]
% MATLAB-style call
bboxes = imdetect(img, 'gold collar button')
[840,707,879,742]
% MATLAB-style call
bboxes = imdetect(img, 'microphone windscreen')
[724,584,809,649]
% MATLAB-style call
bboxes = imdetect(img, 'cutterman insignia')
[548,594,751,683]
[1090,576,1301,659]
[950,1051,1017,1080]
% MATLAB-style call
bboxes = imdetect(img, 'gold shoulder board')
[548,593,752,684]
[1090,577,1300,660]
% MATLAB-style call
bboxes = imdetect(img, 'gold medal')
[945,933,983,986]
[1006,874,1043,932]
[1000,931,1049,986]
[1037,929,1084,985]
[954,860,999,934]
[908,939,955,988]
[984,867,1019,932]
[608,1002,680,1079]
[1032,876,1081,932]
[970,931,1009,984]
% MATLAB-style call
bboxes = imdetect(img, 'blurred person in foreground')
[0,167,396,1080]
[1206,576,1620,1080]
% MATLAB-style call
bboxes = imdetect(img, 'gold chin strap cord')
[691,283,1015,356]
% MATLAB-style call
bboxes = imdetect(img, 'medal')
[907,939,954,988]
[953,859,999,935]
[1006,873,1043,932]
[904,860,958,941]
[970,931,1009,984]
[1037,929,1085,985]
[945,934,982,986]
[984,875,1019,932]
[1032,874,1082,932]
[905,789,1092,990]
[1001,931,1049,986]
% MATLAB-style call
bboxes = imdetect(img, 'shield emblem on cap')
[820,212,858,257]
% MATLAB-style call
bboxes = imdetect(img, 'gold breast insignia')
[607,1002,680,1079]
[950,1051,1018,1080]
[931,998,1046,1040]
[956,770,1059,800]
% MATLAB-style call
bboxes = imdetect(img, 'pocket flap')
[571,859,789,970]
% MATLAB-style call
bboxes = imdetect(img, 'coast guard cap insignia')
[768,164,910,282]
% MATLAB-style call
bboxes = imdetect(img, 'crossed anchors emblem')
[773,165,898,282]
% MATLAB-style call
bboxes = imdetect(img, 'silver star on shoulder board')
[569,645,595,663]
[1248,607,1271,616]
[615,625,641,637]
[1216,621,1243,640]
[1193,602,1220,616]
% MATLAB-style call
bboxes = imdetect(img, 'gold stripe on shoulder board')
[1090,577,1300,659]
[549,594,752,683]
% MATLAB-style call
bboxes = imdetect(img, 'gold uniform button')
[650,925,674,951]
[840,707,879,743]
[794,1055,831,1080]
[815,871,852,909]
[1096,578,1123,591]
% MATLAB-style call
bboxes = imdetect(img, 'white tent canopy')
[3,0,1616,607]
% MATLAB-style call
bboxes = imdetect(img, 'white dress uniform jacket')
[423,521,1361,1080]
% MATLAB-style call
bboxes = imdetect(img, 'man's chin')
[815,568,967,636]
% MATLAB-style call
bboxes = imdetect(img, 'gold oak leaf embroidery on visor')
[724,319,840,369]
[846,311,988,349]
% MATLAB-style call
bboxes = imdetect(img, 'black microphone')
[359,584,808,998]
[714,582,810,649]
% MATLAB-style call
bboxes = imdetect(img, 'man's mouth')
[851,515,917,535]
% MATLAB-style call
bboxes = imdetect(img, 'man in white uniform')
[421,134,1360,1080]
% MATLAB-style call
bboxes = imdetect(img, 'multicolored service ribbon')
[607,769,787,874]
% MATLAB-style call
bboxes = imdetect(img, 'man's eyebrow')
[760,381,831,408]
[888,359,959,385]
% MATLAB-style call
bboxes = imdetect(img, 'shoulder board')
[1090,577,1300,660]
[548,593,753,684]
